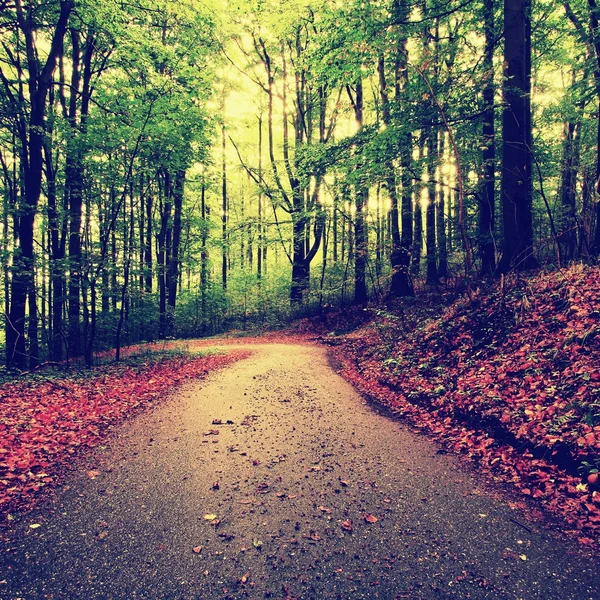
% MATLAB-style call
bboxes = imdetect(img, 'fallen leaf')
[29,523,41,529]
[364,513,378,523]
[203,513,218,521]
[193,546,203,554]
[238,572,250,584]
[87,470,101,479]
[341,519,353,532]
[252,538,263,550]
[579,537,595,546]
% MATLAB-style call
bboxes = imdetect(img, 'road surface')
[1,343,598,599]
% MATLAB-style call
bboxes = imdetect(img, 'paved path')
[1,343,598,599]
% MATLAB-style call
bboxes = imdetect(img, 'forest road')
[1,342,598,600]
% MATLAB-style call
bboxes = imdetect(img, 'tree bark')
[499,0,538,271]
[480,0,496,275]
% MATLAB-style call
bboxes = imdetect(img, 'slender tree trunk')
[412,135,425,275]
[222,121,228,291]
[426,130,438,284]
[167,170,184,335]
[200,178,208,332]
[145,188,153,294]
[157,172,170,338]
[347,79,368,304]
[480,0,497,276]
[257,116,263,281]
[437,133,448,279]
[558,119,580,261]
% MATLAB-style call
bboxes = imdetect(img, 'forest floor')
[1,342,598,600]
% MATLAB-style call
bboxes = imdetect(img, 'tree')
[1,0,74,368]
[499,0,537,272]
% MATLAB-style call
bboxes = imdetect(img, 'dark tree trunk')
[44,130,66,361]
[157,172,171,338]
[167,170,184,335]
[257,116,263,280]
[379,47,413,297]
[412,135,425,275]
[499,0,537,271]
[479,0,497,276]
[354,186,368,304]
[437,133,448,279]
[347,79,368,304]
[222,121,228,291]
[200,178,208,332]
[558,120,580,261]
[426,130,438,284]
[145,188,153,294]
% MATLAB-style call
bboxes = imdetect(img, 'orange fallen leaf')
[364,513,378,524]
[341,519,353,532]
[239,572,250,584]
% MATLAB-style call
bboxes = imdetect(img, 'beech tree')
[499,0,536,271]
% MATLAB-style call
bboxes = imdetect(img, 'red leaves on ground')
[0,350,250,518]
[325,265,600,544]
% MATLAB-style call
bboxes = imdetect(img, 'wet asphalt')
[0,343,598,600]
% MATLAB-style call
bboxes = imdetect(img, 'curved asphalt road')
[0,343,598,600]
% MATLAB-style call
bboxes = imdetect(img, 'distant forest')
[0,0,598,368]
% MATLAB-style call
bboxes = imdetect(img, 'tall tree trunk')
[44,129,66,361]
[479,0,497,276]
[558,119,580,261]
[499,0,537,271]
[167,170,184,335]
[412,134,425,275]
[426,129,438,284]
[200,177,208,332]
[222,120,228,291]
[157,172,171,338]
[257,115,263,281]
[437,133,448,279]
[145,188,153,294]
[347,79,368,304]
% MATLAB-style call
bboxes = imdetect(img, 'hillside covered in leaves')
[315,265,600,543]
